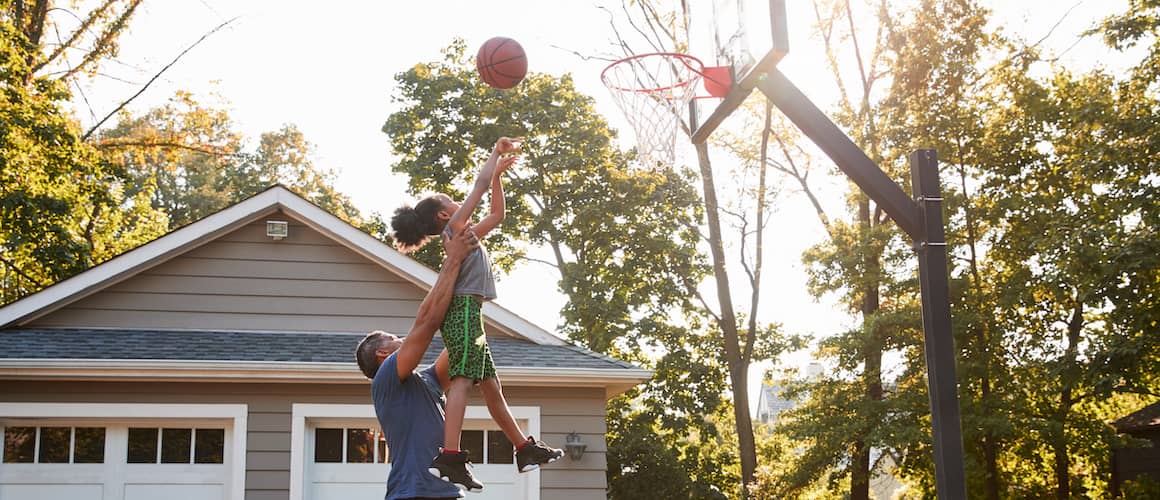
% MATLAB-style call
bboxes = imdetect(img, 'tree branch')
[92,139,244,157]
[33,2,117,74]
[59,0,144,81]
[82,16,237,140]
[0,255,45,288]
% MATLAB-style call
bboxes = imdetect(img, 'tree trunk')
[849,196,881,500]
[982,377,1000,500]
[694,141,758,494]
[1055,302,1084,499]
[1054,389,1071,500]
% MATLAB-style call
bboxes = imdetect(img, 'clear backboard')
[690,0,789,141]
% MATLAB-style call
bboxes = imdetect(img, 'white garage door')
[1,420,235,500]
[304,417,529,500]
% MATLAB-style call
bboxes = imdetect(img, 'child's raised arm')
[470,154,516,239]
[447,137,521,235]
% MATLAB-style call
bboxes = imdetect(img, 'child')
[390,136,563,492]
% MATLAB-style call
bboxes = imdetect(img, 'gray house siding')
[0,381,609,500]
[29,216,427,333]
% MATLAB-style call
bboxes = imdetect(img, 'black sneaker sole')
[518,453,563,473]
[428,468,483,492]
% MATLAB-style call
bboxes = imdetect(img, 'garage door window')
[3,426,106,464]
[314,427,387,464]
[127,427,225,464]
[461,430,513,465]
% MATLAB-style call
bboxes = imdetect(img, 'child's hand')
[495,136,523,155]
[496,155,518,175]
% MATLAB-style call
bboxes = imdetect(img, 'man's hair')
[390,196,445,253]
[356,331,388,379]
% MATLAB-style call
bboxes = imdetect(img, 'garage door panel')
[124,483,224,500]
[310,482,387,500]
[1,420,233,500]
[0,483,103,500]
[305,418,529,500]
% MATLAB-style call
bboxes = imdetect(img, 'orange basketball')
[476,37,527,89]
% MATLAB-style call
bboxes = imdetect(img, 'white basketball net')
[602,53,704,169]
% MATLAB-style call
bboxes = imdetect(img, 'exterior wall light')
[266,220,288,240]
[565,431,587,461]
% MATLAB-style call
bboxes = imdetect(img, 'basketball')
[476,37,527,89]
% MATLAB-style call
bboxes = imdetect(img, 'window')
[126,427,224,464]
[461,430,513,465]
[2,426,106,464]
[313,427,387,464]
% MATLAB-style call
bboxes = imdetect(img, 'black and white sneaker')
[515,436,564,472]
[428,450,483,492]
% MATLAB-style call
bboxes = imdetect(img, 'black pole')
[910,149,967,499]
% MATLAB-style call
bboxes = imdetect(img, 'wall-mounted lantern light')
[565,431,586,461]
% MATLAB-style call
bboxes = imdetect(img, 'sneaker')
[428,450,484,492]
[515,436,564,472]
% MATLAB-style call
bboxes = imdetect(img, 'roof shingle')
[0,328,640,371]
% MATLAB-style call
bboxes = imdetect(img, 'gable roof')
[0,185,564,346]
[1114,400,1160,434]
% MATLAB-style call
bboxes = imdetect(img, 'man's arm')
[395,226,478,379]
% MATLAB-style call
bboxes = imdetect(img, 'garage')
[0,403,247,500]
[292,404,537,500]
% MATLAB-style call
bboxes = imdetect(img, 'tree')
[978,64,1160,498]
[1,0,167,304]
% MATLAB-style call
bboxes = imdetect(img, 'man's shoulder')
[373,353,430,389]
[372,354,402,389]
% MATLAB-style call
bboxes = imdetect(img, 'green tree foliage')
[977,65,1160,498]
[1,1,167,305]
[1098,0,1160,84]
[382,39,759,497]
[762,0,1160,498]
[95,91,363,229]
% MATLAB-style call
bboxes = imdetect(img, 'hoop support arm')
[690,47,787,144]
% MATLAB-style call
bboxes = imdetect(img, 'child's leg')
[443,376,474,451]
[478,377,526,446]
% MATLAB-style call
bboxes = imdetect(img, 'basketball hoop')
[601,52,706,169]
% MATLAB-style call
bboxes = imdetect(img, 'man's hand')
[443,224,480,264]
[496,155,518,176]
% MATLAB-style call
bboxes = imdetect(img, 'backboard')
[689,0,789,142]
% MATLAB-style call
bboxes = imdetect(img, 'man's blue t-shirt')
[372,354,463,500]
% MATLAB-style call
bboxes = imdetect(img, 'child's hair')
[390,196,445,253]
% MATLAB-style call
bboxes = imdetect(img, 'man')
[354,227,559,499]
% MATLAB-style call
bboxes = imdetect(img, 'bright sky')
[62,0,1135,408]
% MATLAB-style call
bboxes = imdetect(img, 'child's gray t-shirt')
[443,227,497,300]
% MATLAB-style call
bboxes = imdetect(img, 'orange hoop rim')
[600,52,705,94]
[600,52,732,100]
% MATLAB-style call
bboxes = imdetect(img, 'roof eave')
[0,359,651,399]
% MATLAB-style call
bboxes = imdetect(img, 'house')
[755,384,794,425]
[0,186,650,500]
[1111,400,1160,497]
